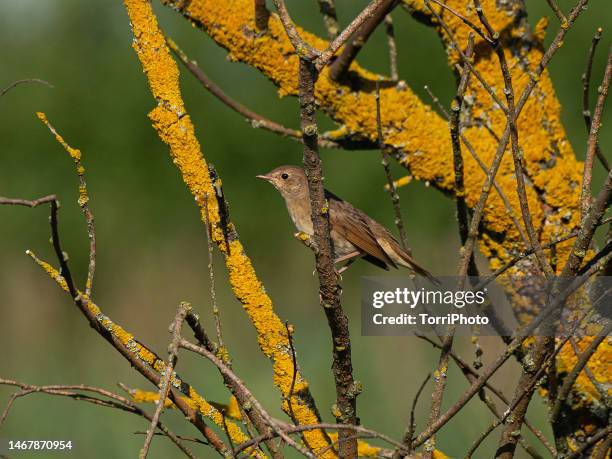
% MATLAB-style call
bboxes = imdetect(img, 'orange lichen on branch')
[36,112,89,208]
[556,337,612,407]
[123,0,332,454]
[25,250,250,447]
[127,388,178,408]
[160,0,582,279]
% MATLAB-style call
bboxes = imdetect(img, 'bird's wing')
[327,190,397,268]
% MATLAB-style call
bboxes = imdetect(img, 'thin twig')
[561,166,612,276]
[545,0,567,24]
[427,0,493,45]
[140,303,189,459]
[475,216,612,290]
[473,0,554,278]
[0,379,196,459]
[451,34,477,276]
[182,308,278,459]
[550,324,612,424]
[384,14,398,81]
[567,426,612,459]
[423,85,529,246]
[167,38,337,150]
[179,338,315,458]
[376,81,409,251]
[284,322,315,455]
[234,423,410,457]
[421,35,475,459]
[469,319,585,458]
[424,1,509,114]
[581,28,609,171]
[270,0,320,60]
[0,78,53,98]
[37,112,97,297]
[411,258,606,448]
[316,0,339,39]
[202,194,224,350]
[27,212,231,455]
[392,373,430,458]
[0,195,57,208]
[580,47,612,220]
[568,336,607,398]
[415,333,556,456]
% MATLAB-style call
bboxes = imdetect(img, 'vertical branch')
[298,57,358,459]
[450,35,477,276]
[473,0,554,278]
[392,373,430,459]
[422,35,474,459]
[202,194,225,351]
[581,28,609,171]
[140,303,188,459]
[316,0,339,39]
[494,336,553,459]
[384,14,398,81]
[580,48,612,220]
[376,82,409,250]
[544,0,567,24]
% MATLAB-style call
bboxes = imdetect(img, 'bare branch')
[376,82,409,251]
[270,0,320,60]
[580,47,612,220]
[545,0,567,24]
[392,373,430,459]
[567,426,612,459]
[140,303,189,459]
[384,14,398,81]
[423,85,529,246]
[179,338,314,458]
[316,0,339,39]
[1,78,53,98]
[183,309,280,459]
[0,195,56,208]
[581,28,609,171]
[0,379,196,459]
[473,0,554,278]
[550,324,612,424]
[424,1,509,114]
[451,34,478,277]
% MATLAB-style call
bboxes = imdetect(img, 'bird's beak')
[256,174,272,182]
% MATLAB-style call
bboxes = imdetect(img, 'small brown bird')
[257,165,437,281]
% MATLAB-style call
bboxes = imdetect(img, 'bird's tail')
[398,252,441,285]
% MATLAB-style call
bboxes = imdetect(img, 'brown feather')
[327,191,397,268]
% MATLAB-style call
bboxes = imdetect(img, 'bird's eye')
[281,173,289,180]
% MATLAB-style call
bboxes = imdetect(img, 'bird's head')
[257,165,309,200]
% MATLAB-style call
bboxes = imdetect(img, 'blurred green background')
[1,1,609,457]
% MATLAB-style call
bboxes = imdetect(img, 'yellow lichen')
[124,0,333,454]
[161,0,582,282]
[27,250,251,448]
[556,337,612,405]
